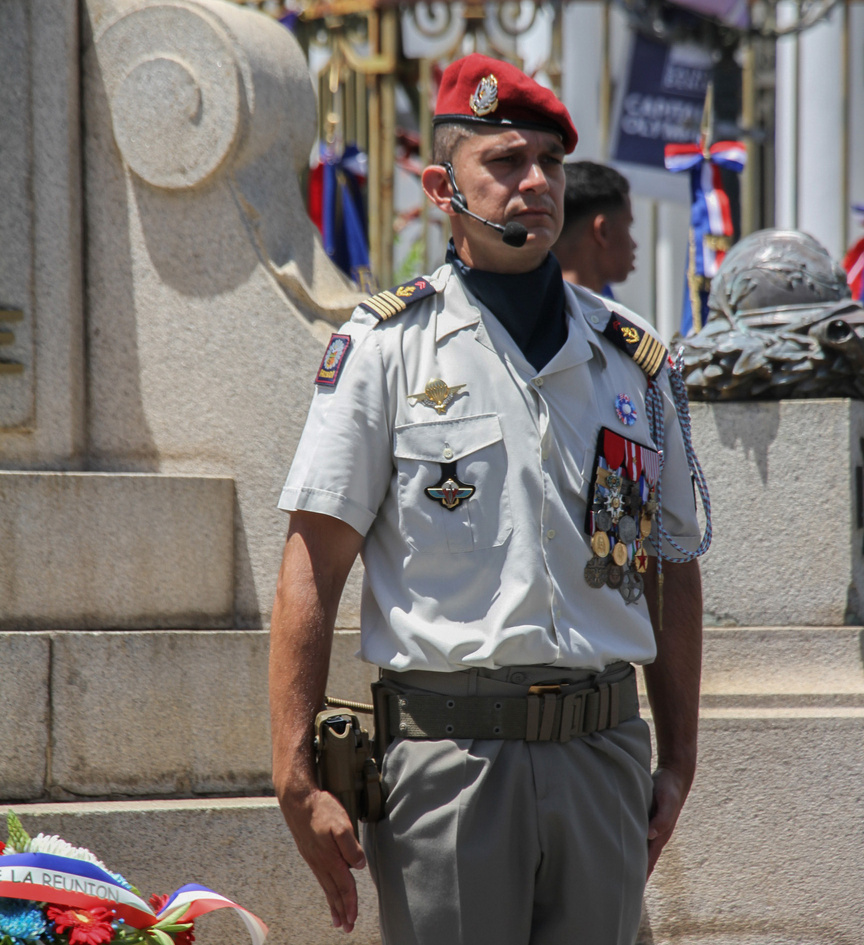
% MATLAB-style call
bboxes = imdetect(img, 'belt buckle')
[527,684,563,695]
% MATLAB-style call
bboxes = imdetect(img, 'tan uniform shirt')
[279,263,700,672]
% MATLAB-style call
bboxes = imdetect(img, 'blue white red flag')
[311,143,375,293]
[664,140,747,335]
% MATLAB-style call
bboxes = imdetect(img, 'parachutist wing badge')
[408,378,466,414]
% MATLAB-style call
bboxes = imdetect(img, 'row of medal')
[584,466,658,604]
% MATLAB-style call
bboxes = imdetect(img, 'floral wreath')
[0,812,267,945]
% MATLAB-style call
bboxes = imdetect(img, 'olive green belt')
[374,668,639,743]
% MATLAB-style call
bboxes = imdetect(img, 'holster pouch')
[313,707,383,839]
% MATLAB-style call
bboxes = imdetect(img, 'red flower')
[47,905,116,945]
[149,893,170,913]
[0,840,5,854]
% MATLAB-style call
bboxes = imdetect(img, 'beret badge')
[470,74,499,117]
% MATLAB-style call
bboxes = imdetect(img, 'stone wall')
[693,399,864,627]
[1,0,365,633]
[0,0,85,461]
[1,628,374,803]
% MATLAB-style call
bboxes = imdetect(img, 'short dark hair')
[432,122,475,165]
[561,161,630,227]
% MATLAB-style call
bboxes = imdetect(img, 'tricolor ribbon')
[156,884,268,945]
[0,853,267,944]
[664,140,747,335]
[0,853,156,928]
[601,428,651,483]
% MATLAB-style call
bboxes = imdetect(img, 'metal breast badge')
[409,377,466,415]
[425,462,475,510]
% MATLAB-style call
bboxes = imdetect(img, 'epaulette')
[602,310,668,381]
[359,276,437,323]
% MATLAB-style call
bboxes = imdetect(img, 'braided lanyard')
[644,349,712,626]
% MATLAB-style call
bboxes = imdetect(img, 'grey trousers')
[364,664,654,945]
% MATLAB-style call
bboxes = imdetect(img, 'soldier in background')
[553,161,636,299]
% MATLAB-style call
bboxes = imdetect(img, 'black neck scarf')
[447,243,568,372]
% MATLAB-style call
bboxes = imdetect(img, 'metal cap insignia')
[470,75,499,117]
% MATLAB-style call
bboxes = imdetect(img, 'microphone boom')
[444,163,528,248]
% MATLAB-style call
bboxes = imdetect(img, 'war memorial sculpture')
[679,228,864,401]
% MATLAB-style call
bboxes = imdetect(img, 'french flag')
[664,140,747,335]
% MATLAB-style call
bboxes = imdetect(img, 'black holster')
[313,707,383,838]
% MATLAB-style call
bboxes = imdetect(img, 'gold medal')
[640,515,652,538]
[612,542,628,566]
[633,542,649,573]
[591,531,611,558]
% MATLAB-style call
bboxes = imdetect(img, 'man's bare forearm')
[641,557,702,874]
[642,558,703,779]
[269,510,366,931]
[269,511,363,800]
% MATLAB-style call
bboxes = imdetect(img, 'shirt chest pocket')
[393,413,513,554]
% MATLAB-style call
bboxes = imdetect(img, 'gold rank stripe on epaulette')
[602,312,668,380]
[359,277,437,322]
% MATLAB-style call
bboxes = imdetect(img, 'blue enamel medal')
[615,393,637,426]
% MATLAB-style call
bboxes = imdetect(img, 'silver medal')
[617,515,638,544]
[619,570,644,604]
[595,509,613,531]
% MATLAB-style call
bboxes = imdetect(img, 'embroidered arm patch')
[602,312,668,380]
[316,333,352,386]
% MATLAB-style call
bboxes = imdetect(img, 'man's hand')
[279,785,367,932]
[647,765,693,877]
[269,511,366,931]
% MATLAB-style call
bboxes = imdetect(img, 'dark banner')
[612,36,713,170]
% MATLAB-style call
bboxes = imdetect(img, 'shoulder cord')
[643,351,712,629]
[644,349,713,574]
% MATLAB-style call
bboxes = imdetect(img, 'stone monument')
[640,230,864,943]
[1,1,376,943]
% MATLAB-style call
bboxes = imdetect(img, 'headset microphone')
[443,164,529,248]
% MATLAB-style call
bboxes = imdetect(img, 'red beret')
[434,54,578,154]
